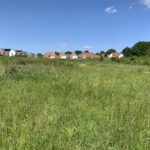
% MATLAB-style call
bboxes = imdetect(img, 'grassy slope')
[0,58,150,150]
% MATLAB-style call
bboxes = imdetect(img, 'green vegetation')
[0,57,150,149]
[106,49,116,54]
[122,41,150,57]
[111,56,150,66]
[36,53,43,58]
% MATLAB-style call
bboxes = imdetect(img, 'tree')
[65,51,72,55]
[99,51,106,58]
[132,41,150,56]
[122,41,150,57]
[122,47,132,57]
[84,50,89,53]
[106,49,116,54]
[37,53,43,57]
[55,51,60,56]
[100,51,105,54]
[75,50,82,55]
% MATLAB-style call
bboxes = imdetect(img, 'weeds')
[0,57,150,149]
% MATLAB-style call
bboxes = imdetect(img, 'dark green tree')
[122,47,132,57]
[37,53,43,57]
[55,51,60,56]
[84,50,89,53]
[65,51,72,55]
[106,49,116,54]
[100,51,105,54]
[132,41,150,56]
[75,50,82,55]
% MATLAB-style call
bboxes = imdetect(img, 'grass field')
[0,58,150,150]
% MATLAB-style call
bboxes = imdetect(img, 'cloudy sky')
[0,0,150,53]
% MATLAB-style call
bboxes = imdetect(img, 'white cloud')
[83,45,92,50]
[140,0,150,9]
[129,6,133,9]
[105,6,117,14]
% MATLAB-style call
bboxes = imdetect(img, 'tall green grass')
[0,58,150,149]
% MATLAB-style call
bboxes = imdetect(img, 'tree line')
[98,41,150,57]
[36,41,150,58]
[122,41,150,57]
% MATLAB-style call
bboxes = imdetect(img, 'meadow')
[0,57,150,150]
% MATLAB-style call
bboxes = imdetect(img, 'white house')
[59,53,67,59]
[108,52,124,59]
[9,49,16,57]
[44,52,58,59]
[70,53,78,59]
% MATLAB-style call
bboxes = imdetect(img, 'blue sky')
[0,0,150,53]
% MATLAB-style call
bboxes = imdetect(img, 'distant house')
[108,52,124,59]
[0,49,9,56]
[69,53,78,59]
[44,52,58,59]
[59,53,67,59]
[78,53,87,59]
[16,50,26,56]
[100,53,107,58]
[79,52,99,59]
[9,49,16,57]
[0,49,4,56]
[0,49,16,57]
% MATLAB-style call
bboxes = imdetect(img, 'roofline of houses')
[0,48,124,59]
[43,51,124,59]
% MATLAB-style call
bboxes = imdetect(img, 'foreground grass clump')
[0,58,150,149]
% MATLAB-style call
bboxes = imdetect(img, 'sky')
[0,0,150,53]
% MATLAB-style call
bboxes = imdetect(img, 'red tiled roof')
[44,52,58,58]
[79,52,99,59]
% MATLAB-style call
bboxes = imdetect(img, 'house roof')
[70,52,77,57]
[16,50,23,53]
[112,52,123,57]
[44,52,59,58]
[79,52,99,58]
[45,52,56,56]
[59,53,66,57]
[4,49,11,52]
